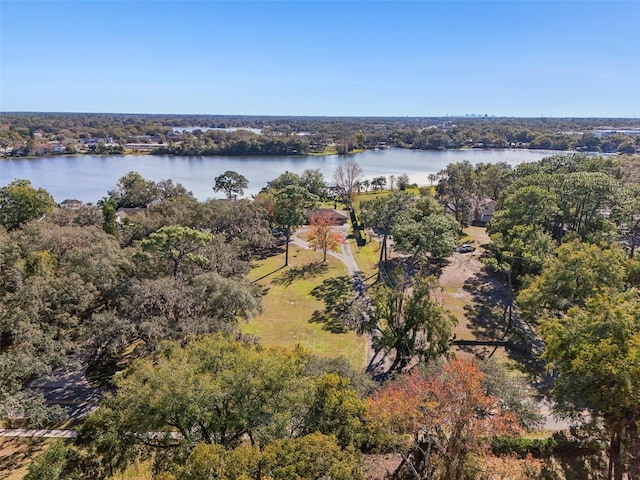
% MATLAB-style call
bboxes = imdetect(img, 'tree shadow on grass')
[272,262,328,287]
[251,265,285,284]
[309,275,355,333]
[0,437,49,475]
[253,243,285,260]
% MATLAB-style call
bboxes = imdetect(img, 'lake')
[0,148,562,203]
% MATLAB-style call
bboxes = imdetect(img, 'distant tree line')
[155,129,311,156]
[1,112,638,157]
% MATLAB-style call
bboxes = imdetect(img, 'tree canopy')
[0,179,55,231]
[367,358,522,480]
[213,170,249,199]
[333,160,363,201]
[74,335,366,477]
[365,274,456,372]
[274,185,319,266]
[541,292,640,480]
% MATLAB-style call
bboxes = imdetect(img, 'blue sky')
[1,1,638,117]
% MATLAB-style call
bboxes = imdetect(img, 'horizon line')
[1,111,639,120]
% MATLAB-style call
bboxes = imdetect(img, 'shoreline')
[0,146,605,161]
[1,148,609,204]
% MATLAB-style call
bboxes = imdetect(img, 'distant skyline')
[1,1,639,118]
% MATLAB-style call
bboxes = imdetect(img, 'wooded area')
[0,113,638,157]
[2,150,640,479]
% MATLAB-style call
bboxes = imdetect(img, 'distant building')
[473,197,496,224]
[594,128,640,137]
[60,199,83,210]
[115,207,146,224]
[304,208,349,225]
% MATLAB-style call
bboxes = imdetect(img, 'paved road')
[290,225,360,275]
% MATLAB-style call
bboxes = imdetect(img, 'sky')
[1,1,639,117]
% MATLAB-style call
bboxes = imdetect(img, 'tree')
[494,155,621,243]
[139,225,214,278]
[261,433,364,480]
[561,171,619,238]
[478,357,543,430]
[76,335,366,476]
[108,171,159,208]
[98,197,118,236]
[25,440,101,480]
[541,292,640,480]
[360,190,415,272]
[436,161,476,226]
[487,225,555,332]
[0,179,55,231]
[274,185,318,266]
[176,433,364,480]
[200,198,273,258]
[517,240,628,323]
[396,173,411,190]
[156,179,193,202]
[575,132,601,152]
[618,141,637,155]
[365,274,456,372]
[333,159,363,202]
[366,358,520,480]
[392,211,461,273]
[473,162,513,199]
[489,185,560,237]
[307,212,345,262]
[266,170,301,191]
[300,168,327,198]
[94,272,262,359]
[0,223,131,424]
[213,170,248,200]
[371,175,387,192]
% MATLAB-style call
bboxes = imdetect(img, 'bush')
[492,436,557,457]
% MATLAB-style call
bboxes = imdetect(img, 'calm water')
[0,149,560,203]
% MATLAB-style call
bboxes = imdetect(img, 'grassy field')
[352,187,423,212]
[349,236,381,281]
[307,146,364,156]
[244,245,366,367]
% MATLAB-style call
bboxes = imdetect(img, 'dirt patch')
[363,453,402,480]
[432,227,513,359]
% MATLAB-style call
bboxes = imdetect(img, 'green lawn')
[352,190,390,212]
[352,187,421,212]
[244,245,366,367]
[349,236,380,281]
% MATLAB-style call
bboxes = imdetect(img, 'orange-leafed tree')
[308,213,346,262]
[366,358,521,480]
